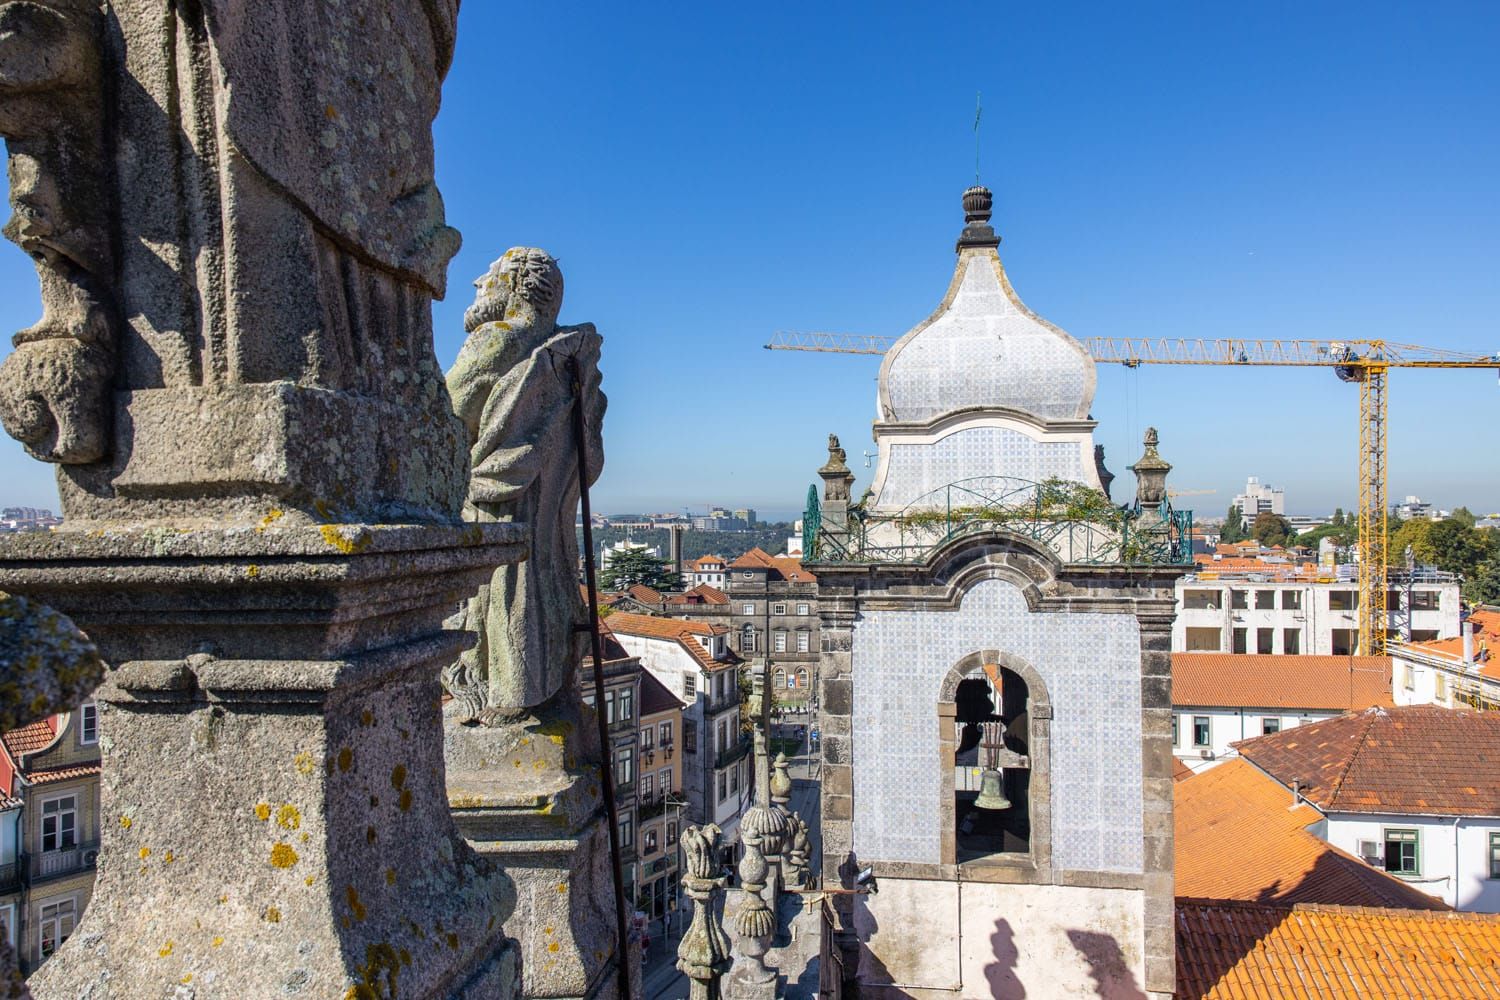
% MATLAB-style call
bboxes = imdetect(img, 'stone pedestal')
[446,700,635,1000]
[0,522,526,999]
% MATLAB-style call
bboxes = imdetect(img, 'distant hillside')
[578,524,797,566]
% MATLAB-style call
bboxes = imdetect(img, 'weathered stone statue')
[444,248,606,719]
[819,434,854,502]
[0,0,468,526]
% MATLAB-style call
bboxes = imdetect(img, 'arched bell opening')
[953,666,1032,861]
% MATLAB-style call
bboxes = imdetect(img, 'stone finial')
[818,434,855,503]
[770,752,793,809]
[728,829,777,997]
[1128,426,1172,508]
[956,185,1000,251]
[677,824,731,1000]
[785,813,811,888]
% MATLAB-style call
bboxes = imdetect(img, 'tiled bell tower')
[809,188,1188,999]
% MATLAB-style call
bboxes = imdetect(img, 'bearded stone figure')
[445,248,605,720]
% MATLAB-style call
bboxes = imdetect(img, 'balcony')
[637,795,668,821]
[31,840,100,881]
[0,861,17,891]
[715,734,752,770]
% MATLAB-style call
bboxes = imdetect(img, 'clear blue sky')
[2,2,1498,520]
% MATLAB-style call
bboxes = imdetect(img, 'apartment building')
[1389,606,1499,710]
[1231,476,1284,517]
[682,556,728,591]
[1174,566,1460,655]
[724,549,819,709]
[0,704,102,972]
[634,671,685,923]
[605,613,748,849]
[1171,652,1391,773]
[578,624,642,904]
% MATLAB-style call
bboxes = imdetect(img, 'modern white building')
[1393,495,1451,522]
[1389,606,1500,710]
[1173,569,1460,655]
[605,612,749,847]
[1171,652,1391,774]
[681,555,728,591]
[1232,476,1284,518]
[1236,705,1500,912]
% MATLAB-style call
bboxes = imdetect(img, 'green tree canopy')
[1220,504,1246,543]
[1250,512,1296,548]
[598,548,681,592]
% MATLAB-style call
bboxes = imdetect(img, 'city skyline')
[1,3,1497,516]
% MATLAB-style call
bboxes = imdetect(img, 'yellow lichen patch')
[245,564,261,579]
[547,941,560,953]
[338,747,354,772]
[512,759,522,769]
[366,826,377,844]
[254,802,271,822]
[263,906,281,923]
[119,815,132,829]
[139,846,151,860]
[398,789,412,812]
[270,843,299,869]
[318,524,372,555]
[544,926,554,936]
[164,850,175,864]
[180,974,193,985]
[556,882,568,895]
[294,751,316,775]
[346,885,367,922]
[532,760,545,771]
[276,804,301,830]
[158,941,173,957]
[305,875,316,887]
[549,734,565,746]
[390,764,407,790]
[218,894,228,905]
[385,868,396,886]
[211,936,224,948]
[360,709,374,727]
[257,509,285,532]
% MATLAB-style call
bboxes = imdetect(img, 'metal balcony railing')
[715,735,752,770]
[31,840,100,880]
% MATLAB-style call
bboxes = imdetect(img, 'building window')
[1330,590,1359,611]
[644,828,659,855]
[659,767,672,793]
[1283,629,1301,654]
[683,673,696,699]
[1172,714,1179,746]
[1255,590,1276,609]
[41,795,77,853]
[716,720,728,755]
[1403,665,1415,691]
[796,603,810,616]
[1230,590,1248,610]
[614,746,634,786]
[1435,673,1447,700]
[952,665,1034,861]
[1183,589,1221,611]
[1262,717,1281,735]
[619,689,634,722]
[640,773,654,801]
[741,625,756,652]
[741,603,754,615]
[79,703,98,745]
[1384,828,1419,875]
[640,726,654,750]
[39,899,75,958]
[1257,628,1274,654]
[796,631,810,653]
[717,771,727,803]
[773,630,787,653]
[1232,628,1247,654]
[618,817,634,849]
[1192,717,1211,748]
[772,667,786,690]
[659,721,673,747]
[730,764,739,794]
[667,821,679,846]
[682,719,697,755]
[794,667,809,689]
[1185,627,1220,652]
[742,572,753,579]
[1412,591,1441,611]
[1490,833,1500,879]
[1331,629,1357,656]
[772,602,787,615]
[605,690,617,724]
[1282,590,1302,610]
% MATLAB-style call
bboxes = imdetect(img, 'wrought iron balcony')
[30,840,100,881]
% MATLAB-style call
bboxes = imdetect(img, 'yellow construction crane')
[765,332,1500,653]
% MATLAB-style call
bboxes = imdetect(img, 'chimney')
[669,524,685,578]
[1463,621,1475,667]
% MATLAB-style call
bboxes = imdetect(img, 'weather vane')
[974,90,982,184]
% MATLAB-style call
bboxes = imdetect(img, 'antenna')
[973,91,982,184]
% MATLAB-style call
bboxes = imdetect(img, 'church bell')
[973,768,1011,811]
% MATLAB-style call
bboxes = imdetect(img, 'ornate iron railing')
[809,476,1192,567]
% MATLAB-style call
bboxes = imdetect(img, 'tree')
[1220,504,1245,544]
[1331,508,1346,529]
[598,548,680,591]
[1452,506,1477,529]
[1250,512,1296,548]
[1468,558,1500,607]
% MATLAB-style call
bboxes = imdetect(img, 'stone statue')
[0,0,469,525]
[819,433,855,502]
[0,0,114,464]
[444,249,606,719]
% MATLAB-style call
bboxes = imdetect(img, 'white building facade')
[1318,812,1500,912]
[1231,476,1284,518]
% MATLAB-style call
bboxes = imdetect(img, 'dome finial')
[956,185,1000,251]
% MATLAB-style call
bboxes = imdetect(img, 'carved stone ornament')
[818,433,855,502]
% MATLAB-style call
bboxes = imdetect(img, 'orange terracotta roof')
[28,764,100,786]
[728,547,816,583]
[606,612,738,672]
[2,718,57,758]
[686,556,726,570]
[1236,704,1500,816]
[640,670,685,718]
[626,583,664,604]
[1399,607,1500,680]
[1173,758,1194,781]
[1176,900,1500,999]
[1175,759,1447,909]
[662,584,730,607]
[1172,653,1392,711]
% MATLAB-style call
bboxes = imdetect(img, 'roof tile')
[1173,653,1392,711]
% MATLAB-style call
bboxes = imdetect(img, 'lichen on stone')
[0,591,105,732]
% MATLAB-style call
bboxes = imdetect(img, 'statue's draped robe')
[448,321,605,711]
